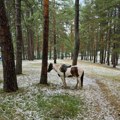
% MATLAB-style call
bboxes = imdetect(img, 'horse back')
[60,64,71,73]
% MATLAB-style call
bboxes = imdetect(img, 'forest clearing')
[0,0,120,120]
[0,59,120,120]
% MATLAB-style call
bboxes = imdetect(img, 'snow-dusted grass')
[0,85,85,120]
[0,86,36,120]
[0,59,85,120]
[37,93,84,119]
[0,59,120,120]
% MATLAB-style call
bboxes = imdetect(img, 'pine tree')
[15,0,23,74]
[72,0,80,65]
[0,0,18,92]
[40,0,49,84]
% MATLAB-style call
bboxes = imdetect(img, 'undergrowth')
[37,93,84,119]
[0,85,86,120]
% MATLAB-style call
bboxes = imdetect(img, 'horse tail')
[81,71,84,87]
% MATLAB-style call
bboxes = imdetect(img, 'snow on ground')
[0,59,120,120]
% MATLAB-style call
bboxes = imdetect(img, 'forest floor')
[0,59,120,120]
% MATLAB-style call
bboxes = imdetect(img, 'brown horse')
[48,63,84,89]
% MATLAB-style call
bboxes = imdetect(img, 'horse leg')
[61,77,67,88]
[75,77,79,89]
[81,71,84,88]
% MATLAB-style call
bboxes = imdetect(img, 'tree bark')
[72,0,80,65]
[0,0,18,92]
[22,36,25,60]
[37,34,40,59]
[112,8,117,68]
[15,0,23,74]
[93,33,97,63]
[49,42,52,59]
[40,0,49,84]
[107,20,111,66]
[100,31,104,64]
[53,0,57,63]
[26,10,34,60]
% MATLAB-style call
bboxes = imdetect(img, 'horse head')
[47,63,53,72]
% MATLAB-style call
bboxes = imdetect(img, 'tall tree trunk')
[31,9,34,60]
[70,23,74,60]
[100,32,104,64]
[112,8,117,68]
[107,13,111,66]
[27,10,34,60]
[40,0,49,84]
[22,36,25,60]
[107,32,111,65]
[116,6,120,65]
[0,0,18,92]
[53,0,57,63]
[15,0,23,74]
[72,0,80,65]
[28,28,34,60]
[57,50,60,59]
[93,32,97,63]
[37,34,40,59]
[112,43,117,68]
[49,42,52,59]
[81,51,83,60]
[61,44,64,59]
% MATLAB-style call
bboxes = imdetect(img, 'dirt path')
[96,80,120,119]
[82,77,120,120]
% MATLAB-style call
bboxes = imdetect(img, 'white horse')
[47,63,84,89]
